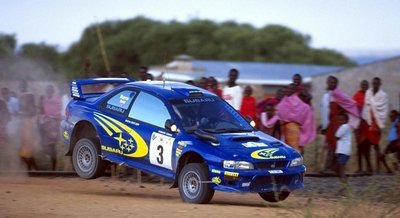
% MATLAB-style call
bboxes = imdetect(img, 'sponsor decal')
[125,119,139,126]
[177,141,191,147]
[224,171,239,177]
[175,141,191,158]
[94,112,148,158]
[242,182,251,187]
[242,142,268,148]
[211,169,221,174]
[71,83,80,98]
[106,104,125,113]
[101,145,123,155]
[63,131,70,139]
[183,98,215,104]
[251,148,286,160]
[211,177,221,184]
[119,94,130,105]
[175,148,183,158]
[158,130,172,137]
[268,170,284,174]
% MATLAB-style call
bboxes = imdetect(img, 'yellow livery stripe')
[94,117,113,136]
[94,114,122,133]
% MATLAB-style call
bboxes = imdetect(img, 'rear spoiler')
[71,77,135,99]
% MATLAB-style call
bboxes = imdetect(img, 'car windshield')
[170,97,253,133]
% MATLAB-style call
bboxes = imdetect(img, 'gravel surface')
[295,173,400,203]
[1,174,399,218]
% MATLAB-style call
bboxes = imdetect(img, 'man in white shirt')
[361,77,389,173]
[222,68,242,110]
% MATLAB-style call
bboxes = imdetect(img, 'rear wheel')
[178,163,214,204]
[259,191,290,202]
[72,138,105,179]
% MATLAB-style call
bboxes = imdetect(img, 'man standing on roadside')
[277,83,316,155]
[352,80,372,173]
[362,77,389,173]
[222,68,243,110]
[18,80,38,171]
[138,66,148,81]
[321,76,360,173]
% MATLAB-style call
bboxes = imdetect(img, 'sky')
[1,0,400,55]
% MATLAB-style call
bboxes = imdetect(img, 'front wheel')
[72,138,105,179]
[259,191,290,202]
[178,163,215,204]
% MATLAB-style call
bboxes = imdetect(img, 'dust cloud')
[0,57,72,174]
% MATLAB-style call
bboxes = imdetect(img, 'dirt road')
[0,175,399,218]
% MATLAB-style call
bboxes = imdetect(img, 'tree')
[0,33,17,58]
[59,17,355,79]
[19,42,60,71]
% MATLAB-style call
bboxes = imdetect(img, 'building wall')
[310,57,400,123]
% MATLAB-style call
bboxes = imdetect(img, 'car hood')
[214,131,299,161]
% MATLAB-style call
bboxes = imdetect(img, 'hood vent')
[230,136,260,142]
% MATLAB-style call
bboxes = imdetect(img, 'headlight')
[223,161,254,170]
[289,157,303,167]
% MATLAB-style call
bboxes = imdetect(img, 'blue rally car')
[62,78,305,204]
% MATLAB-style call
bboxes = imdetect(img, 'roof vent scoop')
[231,136,260,142]
[172,88,203,97]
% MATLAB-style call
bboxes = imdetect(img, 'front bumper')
[208,165,305,193]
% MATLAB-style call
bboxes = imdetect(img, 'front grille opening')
[256,161,288,170]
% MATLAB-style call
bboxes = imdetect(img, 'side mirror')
[244,116,256,128]
[165,119,178,133]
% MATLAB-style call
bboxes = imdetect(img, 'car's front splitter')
[208,165,305,193]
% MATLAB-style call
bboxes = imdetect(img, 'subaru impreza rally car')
[61,78,305,204]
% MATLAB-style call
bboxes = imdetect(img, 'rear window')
[104,90,136,114]
[128,92,171,128]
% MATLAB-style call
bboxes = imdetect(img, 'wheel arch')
[67,120,99,156]
[171,151,205,188]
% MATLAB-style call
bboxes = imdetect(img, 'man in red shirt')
[321,76,360,172]
[240,86,257,123]
[352,80,372,173]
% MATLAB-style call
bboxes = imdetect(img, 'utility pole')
[95,21,111,73]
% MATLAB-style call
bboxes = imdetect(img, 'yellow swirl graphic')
[94,113,148,158]
[250,148,286,160]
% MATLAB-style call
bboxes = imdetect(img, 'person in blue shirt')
[379,110,400,173]
[1,87,19,116]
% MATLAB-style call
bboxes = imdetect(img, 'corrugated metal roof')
[192,60,344,82]
[150,59,344,85]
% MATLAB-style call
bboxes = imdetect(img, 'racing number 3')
[157,145,163,164]
[150,132,174,170]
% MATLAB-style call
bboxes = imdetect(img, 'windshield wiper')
[198,128,218,133]
[185,128,217,134]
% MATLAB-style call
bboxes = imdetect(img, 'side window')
[129,92,171,128]
[104,90,136,114]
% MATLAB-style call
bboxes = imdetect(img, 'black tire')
[72,138,105,179]
[178,163,215,204]
[259,191,290,202]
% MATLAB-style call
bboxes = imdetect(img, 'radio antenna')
[162,52,172,91]
[163,73,166,88]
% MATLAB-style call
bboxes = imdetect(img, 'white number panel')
[149,132,175,170]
